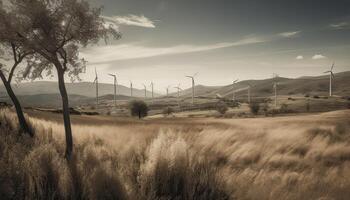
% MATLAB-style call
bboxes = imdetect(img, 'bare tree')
[0,0,120,160]
[0,43,34,136]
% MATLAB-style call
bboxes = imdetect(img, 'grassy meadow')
[1,108,350,199]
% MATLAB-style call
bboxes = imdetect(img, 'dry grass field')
[1,108,350,199]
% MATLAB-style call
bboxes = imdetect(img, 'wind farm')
[0,0,350,199]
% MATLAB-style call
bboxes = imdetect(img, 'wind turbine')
[273,73,279,108]
[142,84,147,99]
[174,84,182,99]
[108,73,117,107]
[247,83,253,104]
[186,73,198,105]
[166,85,171,97]
[93,68,99,108]
[150,82,154,103]
[130,81,133,97]
[324,62,335,97]
[232,79,239,101]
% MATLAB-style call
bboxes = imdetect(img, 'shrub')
[313,95,320,99]
[249,102,260,115]
[262,102,269,116]
[216,101,228,115]
[163,106,174,116]
[129,100,149,119]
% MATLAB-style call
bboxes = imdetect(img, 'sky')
[78,0,350,93]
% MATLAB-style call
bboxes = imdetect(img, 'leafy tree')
[0,0,120,160]
[129,100,149,119]
[249,102,260,115]
[0,42,34,136]
[216,101,228,115]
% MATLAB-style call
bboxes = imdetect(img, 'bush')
[163,106,174,116]
[313,95,320,99]
[216,101,228,115]
[249,102,260,115]
[262,102,269,116]
[129,100,149,119]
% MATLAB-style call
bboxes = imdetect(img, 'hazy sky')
[78,0,350,92]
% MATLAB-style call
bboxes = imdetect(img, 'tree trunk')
[57,69,73,160]
[0,71,33,137]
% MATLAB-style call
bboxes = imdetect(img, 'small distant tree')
[262,101,269,116]
[216,101,228,115]
[163,106,174,116]
[129,100,149,119]
[280,103,289,113]
[249,102,260,115]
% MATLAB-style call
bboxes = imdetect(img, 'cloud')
[278,31,301,38]
[102,15,156,28]
[329,22,349,30]
[312,54,326,60]
[296,55,303,60]
[80,37,268,64]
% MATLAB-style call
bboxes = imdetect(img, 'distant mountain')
[176,71,350,99]
[0,81,159,98]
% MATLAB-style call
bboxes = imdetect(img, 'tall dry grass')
[0,108,349,199]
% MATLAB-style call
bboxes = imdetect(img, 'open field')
[1,108,350,199]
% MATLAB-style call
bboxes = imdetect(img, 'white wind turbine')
[166,85,171,97]
[174,84,182,99]
[108,73,117,107]
[324,62,335,97]
[130,81,133,97]
[247,83,253,104]
[232,79,239,101]
[142,84,147,99]
[186,73,198,105]
[93,68,99,108]
[150,82,154,103]
[273,73,279,108]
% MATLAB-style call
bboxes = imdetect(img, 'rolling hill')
[177,71,350,100]
[0,81,158,98]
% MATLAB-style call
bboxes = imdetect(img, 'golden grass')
[1,108,350,199]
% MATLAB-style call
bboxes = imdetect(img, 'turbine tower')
[324,63,335,97]
[232,79,239,101]
[273,73,279,108]
[166,85,171,97]
[108,73,117,107]
[93,68,99,108]
[247,83,253,104]
[150,82,154,103]
[142,84,147,99]
[174,84,182,99]
[186,73,197,105]
[130,81,133,97]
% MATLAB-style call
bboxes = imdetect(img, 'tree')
[129,100,149,119]
[0,43,34,136]
[0,0,120,160]
[216,101,228,115]
[249,102,260,115]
